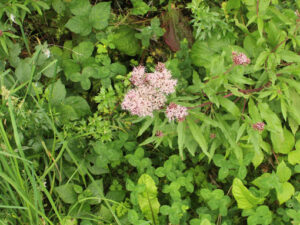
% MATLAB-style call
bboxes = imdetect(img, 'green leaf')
[89,2,111,30]
[57,96,91,121]
[52,0,65,13]
[246,205,273,225]
[15,60,31,83]
[138,117,154,137]
[218,96,241,117]
[65,16,92,36]
[112,26,141,56]
[69,0,91,16]
[271,127,295,154]
[72,42,94,63]
[280,50,300,63]
[177,121,186,159]
[254,51,269,71]
[276,182,295,204]
[130,0,150,16]
[186,116,209,158]
[232,178,265,209]
[248,98,261,122]
[200,219,212,225]
[276,161,291,183]
[258,102,283,135]
[48,79,66,105]
[137,174,160,225]
[288,149,300,165]
[55,184,77,204]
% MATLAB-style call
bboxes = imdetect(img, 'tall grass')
[0,50,121,224]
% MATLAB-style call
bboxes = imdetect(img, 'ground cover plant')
[0,0,300,224]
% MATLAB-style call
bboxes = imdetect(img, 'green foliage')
[137,174,160,225]
[0,0,300,224]
[65,1,111,36]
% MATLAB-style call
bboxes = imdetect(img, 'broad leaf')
[232,178,265,209]
[137,174,160,225]
[89,2,111,30]
[55,184,77,204]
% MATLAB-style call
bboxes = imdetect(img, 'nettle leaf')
[89,2,111,30]
[72,41,94,63]
[112,26,141,56]
[130,0,150,16]
[52,0,65,14]
[232,178,265,209]
[15,59,31,83]
[271,127,295,154]
[57,96,91,122]
[48,79,66,105]
[65,16,92,36]
[68,0,91,16]
[55,184,77,204]
[137,174,160,225]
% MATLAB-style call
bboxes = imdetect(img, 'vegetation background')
[0,0,299,224]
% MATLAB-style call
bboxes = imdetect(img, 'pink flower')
[156,131,164,137]
[130,65,146,87]
[252,122,265,131]
[121,85,166,117]
[232,51,251,65]
[165,103,188,122]
[146,72,177,95]
[122,63,178,118]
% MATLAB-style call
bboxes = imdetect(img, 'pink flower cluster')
[232,51,251,65]
[121,85,166,117]
[252,122,265,131]
[122,63,179,118]
[165,103,189,122]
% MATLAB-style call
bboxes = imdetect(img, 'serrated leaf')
[131,0,150,16]
[15,60,31,83]
[72,42,94,63]
[89,2,111,30]
[113,26,141,56]
[55,184,77,204]
[138,117,154,137]
[218,96,241,117]
[48,79,66,105]
[69,0,91,16]
[254,51,269,71]
[271,127,295,154]
[280,50,300,63]
[186,116,209,157]
[258,102,283,135]
[232,178,265,209]
[65,16,92,36]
